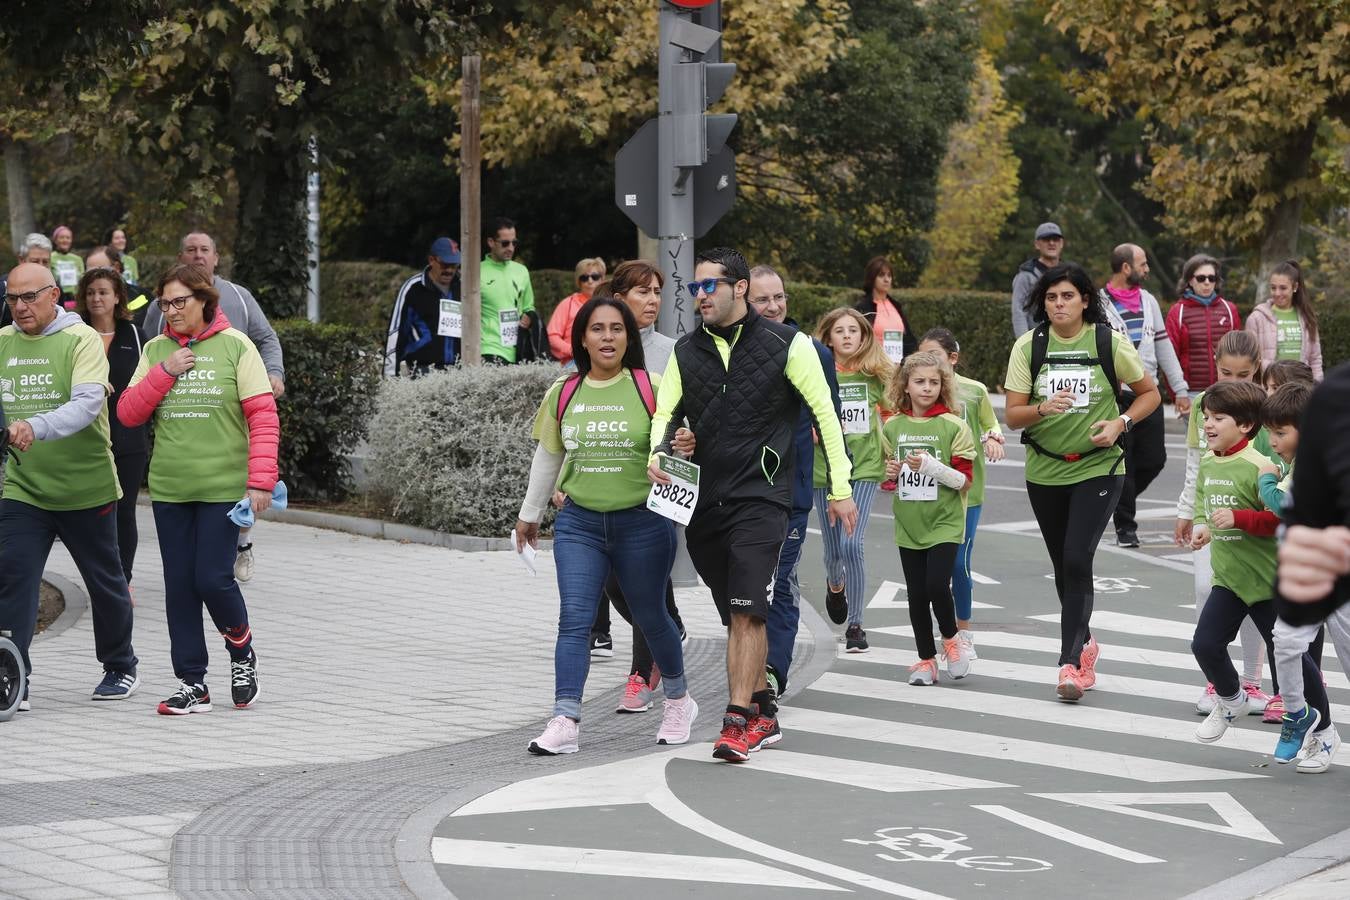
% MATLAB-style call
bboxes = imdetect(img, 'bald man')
[0,263,139,708]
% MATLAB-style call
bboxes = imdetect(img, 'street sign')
[615,118,735,240]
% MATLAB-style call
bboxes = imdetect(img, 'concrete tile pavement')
[1,505,740,898]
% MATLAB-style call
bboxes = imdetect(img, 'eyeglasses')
[156,293,196,312]
[686,277,733,298]
[579,273,603,282]
[3,284,57,307]
[1193,274,1218,283]
[750,292,788,305]
[494,239,518,247]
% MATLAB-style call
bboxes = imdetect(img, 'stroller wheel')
[0,634,25,722]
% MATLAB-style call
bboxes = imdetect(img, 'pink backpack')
[556,368,656,422]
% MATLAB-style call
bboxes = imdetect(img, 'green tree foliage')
[920,52,1021,289]
[1050,0,1350,284]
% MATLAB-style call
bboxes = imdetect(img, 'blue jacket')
[787,319,841,512]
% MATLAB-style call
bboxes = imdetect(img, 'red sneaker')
[1078,636,1100,690]
[747,709,782,752]
[712,714,750,762]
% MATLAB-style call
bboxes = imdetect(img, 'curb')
[34,572,88,642]
[1182,824,1350,900]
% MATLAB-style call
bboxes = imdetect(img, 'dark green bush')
[274,320,381,499]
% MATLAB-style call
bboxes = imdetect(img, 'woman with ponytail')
[1247,260,1323,381]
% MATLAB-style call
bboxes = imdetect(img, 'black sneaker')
[845,624,870,653]
[91,670,140,701]
[766,665,789,700]
[157,681,211,716]
[231,651,260,708]
[589,632,614,658]
[825,587,848,625]
[1116,529,1140,548]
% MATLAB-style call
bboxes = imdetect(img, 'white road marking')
[970,571,1000,585]
[738,750,1014,793]
[1032,792,1281,844]
[1031,610,1194,641]
[972,805,1165,864]
[779,707,1260,783]
[430,838,849,890]
[807,672,1349,767]
[868,580,1000,610]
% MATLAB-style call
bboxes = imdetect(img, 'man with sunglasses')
[0,262,140,709]
[649,247,857,762]
[480,217,538,364]
[384,237,462,376]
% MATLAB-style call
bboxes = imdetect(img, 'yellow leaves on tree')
[920,52,1021,289]
[1050,0,1350,272]
[436,0,852,167]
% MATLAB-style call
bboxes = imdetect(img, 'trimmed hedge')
[274,320,381,500]
[366,363,562,537]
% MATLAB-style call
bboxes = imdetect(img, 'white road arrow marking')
[972,805,1165,864]
[1031,792,1282,844]
[868,580,999,610]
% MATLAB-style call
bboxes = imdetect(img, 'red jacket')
[1164,296,1242,393]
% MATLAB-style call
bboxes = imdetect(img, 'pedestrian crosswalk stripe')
[806,672,1346,767]
[1031,611,1345,664]
[1031,792,1281,844]
[779,707,1260,783]
[430,838,848,890]
[737,750,1014,793]
[868,580,1000,610]
[866,626,1350,691]
[972,804,1165,864]
[970,571,1000,585]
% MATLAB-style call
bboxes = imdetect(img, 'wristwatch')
[1118,413,1134,433]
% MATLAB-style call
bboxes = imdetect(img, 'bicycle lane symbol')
[845,827,1053,873]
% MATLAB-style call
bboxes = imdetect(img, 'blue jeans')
[766,507,809,684]
[951,503,982,622]
[551,502,686,720]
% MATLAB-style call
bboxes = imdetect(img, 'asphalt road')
[434,412,1350,899]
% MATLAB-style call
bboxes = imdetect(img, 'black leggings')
[899,544,960,660]
[600,573,683,681]
[1027,475,1123,666]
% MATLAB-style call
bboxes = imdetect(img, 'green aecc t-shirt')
[957,374,998,507]
[533,369,659,512]
[881,410,976,550]
[1273,306,1303,361]
[814,370,887,486]
[1195,442,1278,606]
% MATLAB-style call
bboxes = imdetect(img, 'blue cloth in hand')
[227,481,289,528]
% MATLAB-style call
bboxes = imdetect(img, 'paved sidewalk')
[0,506,783,899]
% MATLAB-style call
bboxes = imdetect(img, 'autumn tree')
[1050,0,1350,284]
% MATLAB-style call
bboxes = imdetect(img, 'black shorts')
[686,501,789,626]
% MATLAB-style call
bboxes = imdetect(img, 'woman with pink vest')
[1246,259,1323,381]
[1165,254,1243,393]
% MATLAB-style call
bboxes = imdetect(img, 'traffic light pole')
[656,2,697,340]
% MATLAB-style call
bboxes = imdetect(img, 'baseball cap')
[429,237,461,264]
[1035,222,1063,240]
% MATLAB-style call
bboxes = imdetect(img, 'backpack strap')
[555,373,583,423]
[1028,324,1050,389]
[631,367,657,417]
[1095,322,1122,402]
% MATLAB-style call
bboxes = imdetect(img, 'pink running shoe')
[1196,682,1217,715]
[1078,636,1100,690]
[1263,693,1285,724]
[617,673,653,713]
[656,694,698,745]
[1056,664,1084,702]
[1243,682,1271,716]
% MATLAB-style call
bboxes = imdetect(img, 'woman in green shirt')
[1246,260,1323,380]
[1004,263,1160,702]
[514,297,695,756]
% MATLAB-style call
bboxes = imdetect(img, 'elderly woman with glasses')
[546,258,607,366]
[117,263,279,716]
[76,267,147,587]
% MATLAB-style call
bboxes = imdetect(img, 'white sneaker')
[1297,727,1341,774]
[942,636,970,679]
[528,715,579,755]
[958,630,977,660]
[656,694,698,745]
[908,659,939,686]
[234,544,255,583]
[1196,683,1217,715]
[1196,693,1248,743]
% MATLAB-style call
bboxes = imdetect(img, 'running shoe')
[91,670,140,701]
[656,694,698,745]
[1263,694,1285,724]
[908,659,939,686]
[958,629,977,661]
[1078,636,1100,690]
[157,682,212,716]
[1297,727,1342,774]
[234,544,255,583]
[746,704,782,752]
[825,586,848,625]
[712,713,750,762]
[617,672,653,713]
[1196,692,1248,743]
[765,665,782,699]
[18,683,29,712]
[1056,664,1084,702]
[1115,528,1140,548]
[942,636,970,679]
[528,715,579,755]
[588,632,614,659]
[845,624,869,653]
[1243,682,1271,715]
[1196,682,1217,715]
[1274,706,1321,764]
[231,651,260,708]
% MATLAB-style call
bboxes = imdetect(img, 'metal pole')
[460,54,483,366]
[655,3,697,340]
[305,135,320,323]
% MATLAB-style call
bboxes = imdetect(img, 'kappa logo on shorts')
[730,597,752,607]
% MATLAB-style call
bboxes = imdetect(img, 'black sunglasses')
[1193,274,1218,283]
[494,238,518,247]
[579,273,602,282]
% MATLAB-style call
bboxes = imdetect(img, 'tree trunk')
[3,137,36,256]
[1255,124,1319,296]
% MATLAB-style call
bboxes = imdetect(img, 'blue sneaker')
[91,670,140,701]
[1274,706,1321,763]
